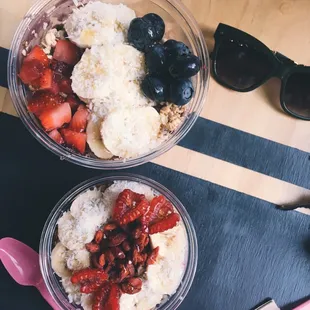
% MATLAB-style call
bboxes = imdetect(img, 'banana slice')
[100,107,161,158]
[86,118,113,159]
[51,242,71,278]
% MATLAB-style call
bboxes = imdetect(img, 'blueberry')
[128,18,156,51]
[169,78,194,105]
[141,74,167,103]
[169,54,201,78]
[164,39,191,59]
[143,13,165,41]
[145,44,167,74]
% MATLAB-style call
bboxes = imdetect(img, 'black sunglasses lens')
[214,40,274,90]
[282,72,310,119]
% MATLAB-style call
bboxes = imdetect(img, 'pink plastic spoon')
[0,237,59,310]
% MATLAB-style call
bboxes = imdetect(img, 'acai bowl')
[39,174,198,310]
[8,0,209,169]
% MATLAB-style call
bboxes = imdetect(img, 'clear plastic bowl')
[39,174,198,310]
[8,0,209,169]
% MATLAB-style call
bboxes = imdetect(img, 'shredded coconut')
[71,44,151,118]
[100,107,161,158]
[66,248,90,271]
[64,2,136,48]
[41,28,66,55]
[61,277,82,304]
[81,293,93,310]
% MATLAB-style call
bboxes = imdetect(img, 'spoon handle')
[36,279,60,310]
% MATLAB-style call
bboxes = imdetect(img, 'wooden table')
[0,1,310,309]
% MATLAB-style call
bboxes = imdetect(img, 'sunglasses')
[211,23,310,120]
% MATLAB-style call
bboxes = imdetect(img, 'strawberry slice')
[66,94,80,112]
[48,129,64,144]
[60,128,87,154]
[39,102,72,131]
[31,68,53,90]
[19,59,45,84]
[104,284,120,310]
[70,105,89,132]
[50,59,73,76]
[58,77,73,94]
[24,45,49,67]
[149,213,180,234]
[27,92,65,116]
[53,40,81,65]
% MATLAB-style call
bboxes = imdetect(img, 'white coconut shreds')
[57,188,111,250]
[64,1,136,48]
[71,44,151,118]
[81,293,94,310]
[61,277,81,304]
[66,248,90,271]
[100,107,161,158]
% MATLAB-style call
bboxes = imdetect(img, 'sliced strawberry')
[27,92,65,116]
[31,68,53,90]
[58,77,73,94]
[104,284,120,310]
[24,45,49,67]
[53,40,81,65]
[149,213,180,235]
[48,129,64,144]
[39,102,72,131]
[66,95,80,112]
[60,128,87,154]
[50,59,73,76]
[50,79,60,94]
[93,283,111,310]
[19,59,45,84]
[70,105,89,132]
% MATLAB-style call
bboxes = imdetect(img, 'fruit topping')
[169,54,201,78]
[147,246,160,265]
[141,74,167,103]
[70,105,89,132]
[127,18,155,52]
[164,39,191,59]
[149,213,180,234]
[50,59,73,77]
[169,78,194,106]
[120,277,142,295]
[92,283,111,310]
[48,129,64,144]
[71,268,108,284]
[66,94,80,112]
[24,45,49,67]
[60,129,87,154]
[58,77,73,94]
[119,199,149,225]
[105,284,121,310]
[27,92,65,116]
[143,13,165,42]
[53,40,81,65]
[31,68,54,91]
[145,44,167,75]
[19,60,45,84]
[66,189,181,309]
[112,189,145,223]
[39,102,72,131]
